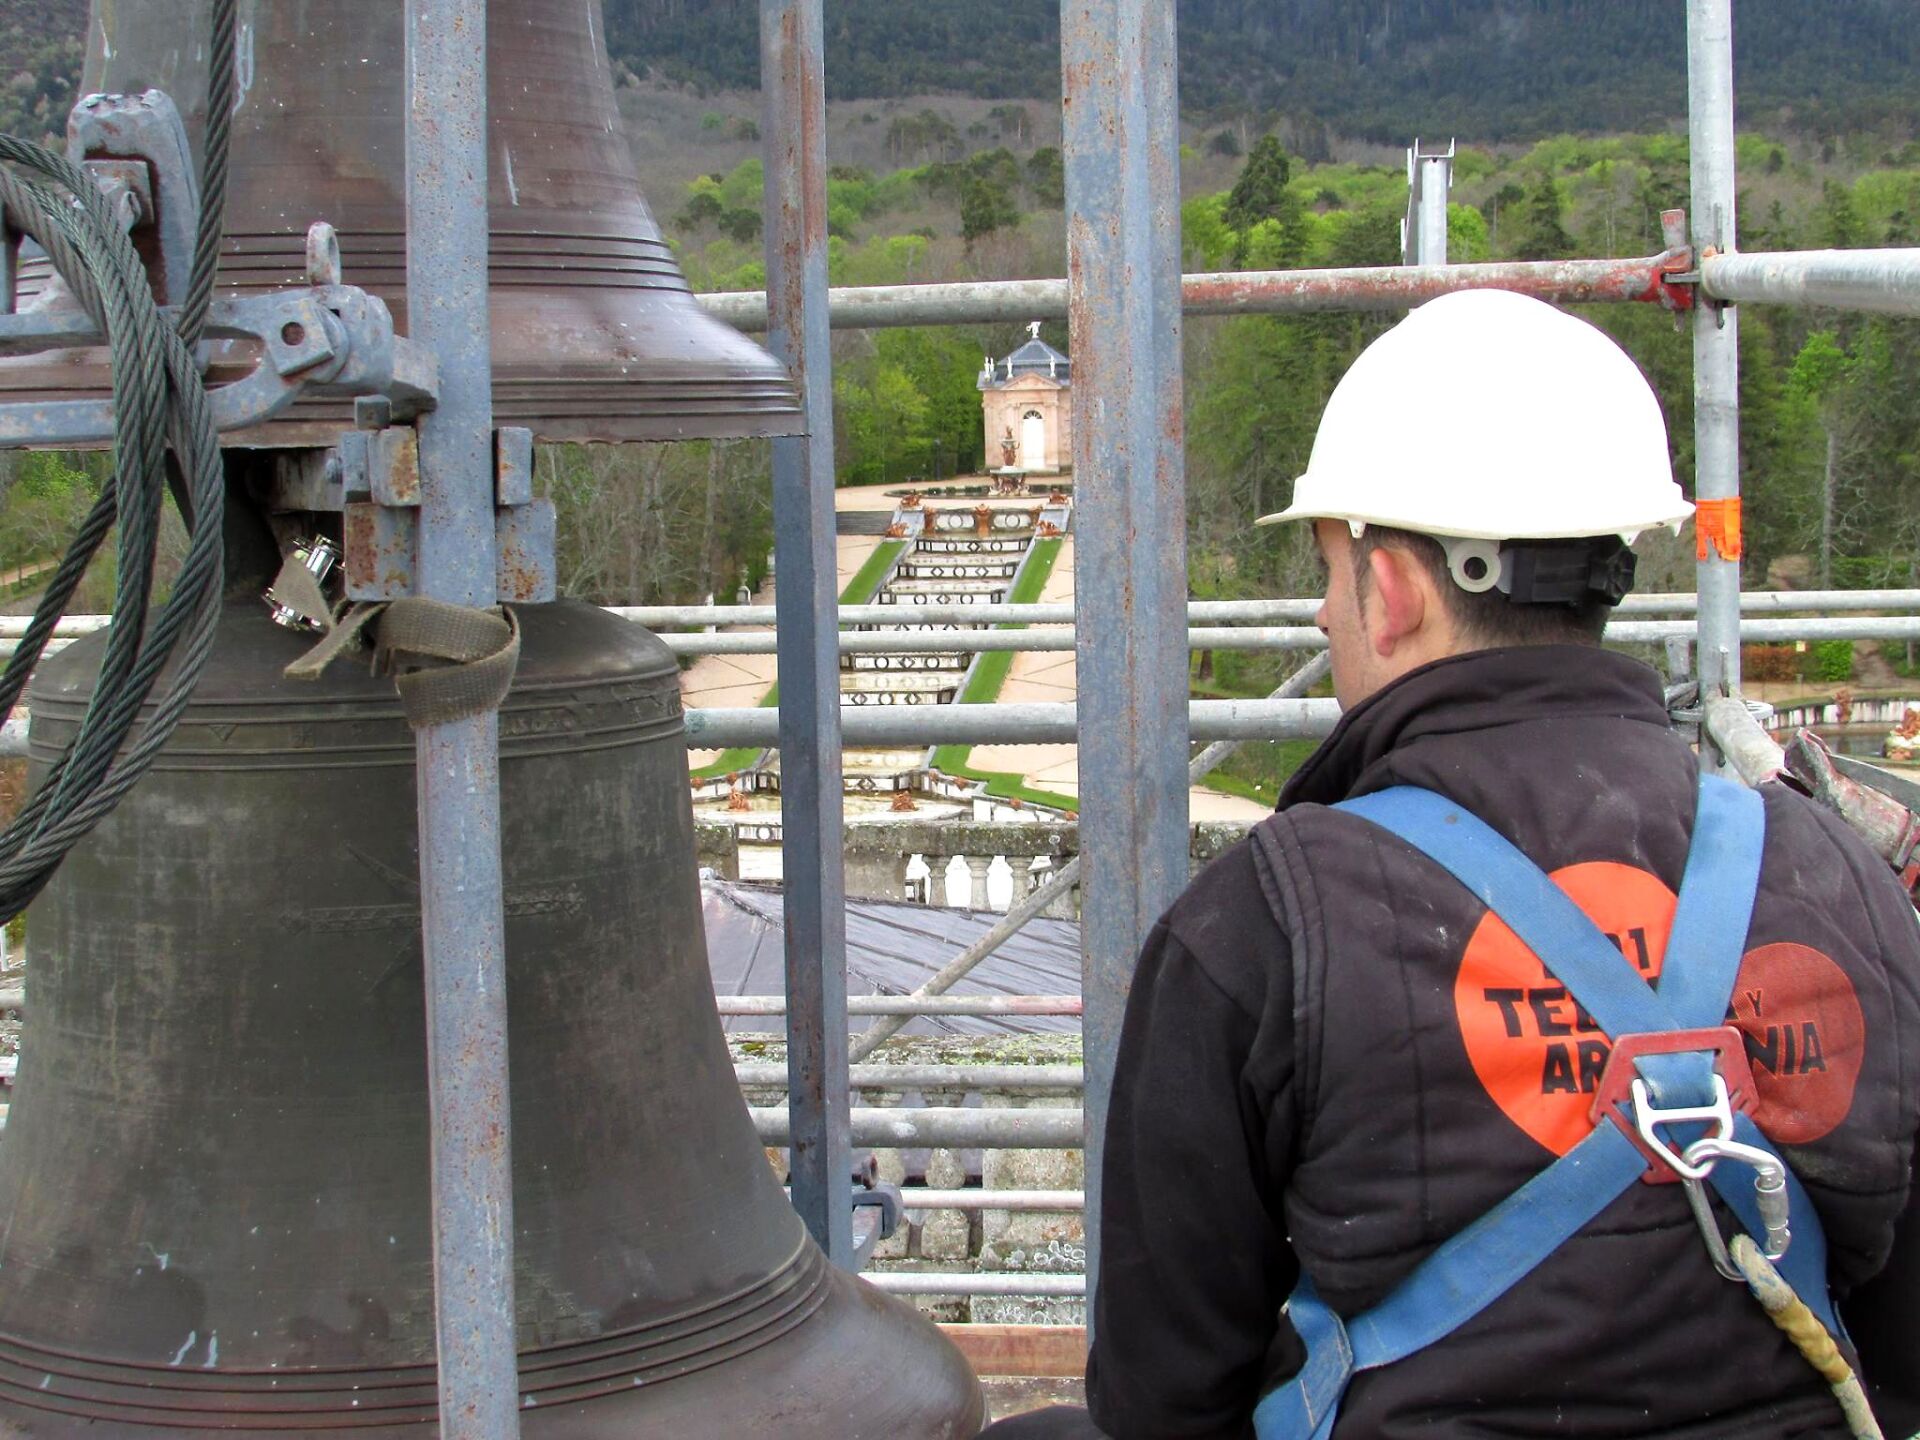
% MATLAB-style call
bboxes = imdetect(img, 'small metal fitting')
[264,536,341,632]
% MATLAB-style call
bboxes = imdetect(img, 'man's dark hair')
[1350,525,1617,648]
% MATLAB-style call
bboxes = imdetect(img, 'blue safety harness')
[1252,775,1840,1440]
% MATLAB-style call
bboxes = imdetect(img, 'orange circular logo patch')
[1455,862,1676,1157]
[1726,942,1864,1144]
[1454,864,1865,1154]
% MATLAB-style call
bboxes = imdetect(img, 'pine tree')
[1515,173,1575,260]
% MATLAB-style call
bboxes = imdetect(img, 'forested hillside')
[0,0,83,141]
[10,2,1918,141]
[652,125,1920,650]
[608,0,1920,139]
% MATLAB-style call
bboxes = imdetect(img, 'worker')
[978,289,1920,1439]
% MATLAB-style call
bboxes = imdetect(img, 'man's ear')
[1365,544,1429,657]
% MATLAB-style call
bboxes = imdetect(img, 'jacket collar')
[1278,644,1672,810]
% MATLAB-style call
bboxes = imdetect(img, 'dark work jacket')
[1086,646,1920,1439]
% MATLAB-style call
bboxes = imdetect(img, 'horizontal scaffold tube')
[717,993,1082,1017]
[697,251,1691,331]
[750,1105,1084,1148]
[896,1190,1085,1211]
[686,699,1342,748]
[12,616,1920,666]
[1702,248,1920,317]
[0,991,1078,1024]
[865,1273,1087,1297]
[10,591,1917,642]
[621,590,1920,627]
[657,613,1920,657]
[736,1063,1084,1090]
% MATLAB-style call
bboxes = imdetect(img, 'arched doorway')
[1020,410,1046,470]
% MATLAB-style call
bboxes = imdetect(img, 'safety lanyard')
[1252,776,1836,1440]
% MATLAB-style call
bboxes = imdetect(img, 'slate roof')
[979,333,1071,389]
[702,876,1079,1036]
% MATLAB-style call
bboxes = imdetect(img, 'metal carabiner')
[1679,1134,1792,1282]
[1630,1072,1736,1182]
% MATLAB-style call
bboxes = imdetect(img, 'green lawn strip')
[837,540,908,620]
[1193,737,1321,807]
[931,538,1078,812]
[687,541,905,782]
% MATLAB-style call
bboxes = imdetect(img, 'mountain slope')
[607,0,1920,140]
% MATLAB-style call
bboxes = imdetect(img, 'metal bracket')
[1647,208,1703,316]
[0,219,439,449]
[68,90,201,308]
[0,85,439,446]
[849,1182,903,1269]
[341,424,553,603]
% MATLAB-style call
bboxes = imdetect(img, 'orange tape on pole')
[1695,497,1744,562]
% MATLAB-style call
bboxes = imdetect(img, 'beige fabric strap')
[266,551,334,631]
[283,601,387,681]
[374,597,521,729]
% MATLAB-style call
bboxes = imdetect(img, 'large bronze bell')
[0,0,799,445]
[0,600,983,1435]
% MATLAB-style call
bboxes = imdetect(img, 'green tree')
[959,175,1020,249]
[718,208,761,243]
[1025,147,1065,207]
[1223,136,1297,259]
[1818,180,1866,248]
[1515,173,1575,259]
[836,363,931,486]
[1787,330,1852,586]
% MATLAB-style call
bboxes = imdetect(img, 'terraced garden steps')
[689,492,1078,863]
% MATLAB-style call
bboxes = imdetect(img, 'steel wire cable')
[0,0,234,919]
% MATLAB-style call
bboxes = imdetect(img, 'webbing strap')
[1335,782,1760,1044]
[374,597,522,729]
[1253,1123,1649,1440]
[1659,774,1768,1028]
[1252,777,1838,1438]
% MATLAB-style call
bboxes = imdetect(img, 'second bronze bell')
[0,0,802,446]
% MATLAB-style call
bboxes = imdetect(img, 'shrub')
[1808,640,1855,685]
[1741,644,1797,682]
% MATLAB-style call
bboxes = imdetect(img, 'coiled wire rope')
[0,0,234,919]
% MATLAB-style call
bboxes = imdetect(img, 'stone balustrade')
[696,819,1251,916]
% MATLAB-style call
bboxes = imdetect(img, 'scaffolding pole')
[759,0,854,1269]
[1689,0,1742,766]
[1702,248,1920,315]
[1060,0,1188,1325]
[403,0,520,1433]
[1402,139,1454,266]
[697,251,1691,330]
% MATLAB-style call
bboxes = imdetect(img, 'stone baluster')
[964,854,994,912]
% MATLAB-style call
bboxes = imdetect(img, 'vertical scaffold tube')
[1060,0,1189,1320]
[1689,0,1743,758]
[760,0,855,1267]
[403,0,520,1433]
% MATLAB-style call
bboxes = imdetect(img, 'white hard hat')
[1256,289,1693,543]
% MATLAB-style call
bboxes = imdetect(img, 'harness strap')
[1255,1123,1648,1440]
[1252,776,1837,1439]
